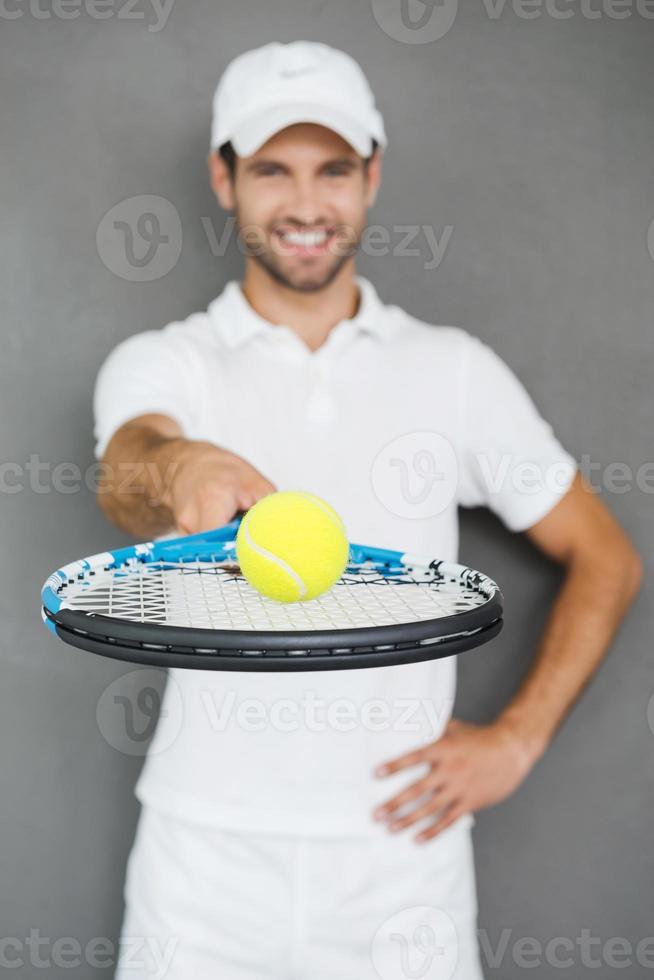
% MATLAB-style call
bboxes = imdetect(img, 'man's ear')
[208,150,235,210]
[365,148,383,209]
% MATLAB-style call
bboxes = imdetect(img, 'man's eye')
[325,167,350,177]
[257,167,284,177]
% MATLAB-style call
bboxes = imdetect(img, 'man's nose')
[286,179,328,226]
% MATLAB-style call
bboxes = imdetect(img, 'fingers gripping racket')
[41,519,503,671]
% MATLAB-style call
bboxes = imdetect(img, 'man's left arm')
[374,472,642,842]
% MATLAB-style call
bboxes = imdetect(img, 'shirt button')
[306,383,335,424]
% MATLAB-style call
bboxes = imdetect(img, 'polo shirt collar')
[210,275,388,349]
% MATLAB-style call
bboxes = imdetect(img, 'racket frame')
[41,520,503,671]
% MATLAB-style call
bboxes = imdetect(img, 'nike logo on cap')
[280,66,316,77]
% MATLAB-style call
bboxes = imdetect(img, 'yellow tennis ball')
[236,491,349,603]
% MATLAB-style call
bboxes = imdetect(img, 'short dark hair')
[218,138,380,181]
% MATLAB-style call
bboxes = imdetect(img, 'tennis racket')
[41,518,503,671]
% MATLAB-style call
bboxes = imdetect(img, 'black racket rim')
[46,586,502,651]
[47,612,503,671]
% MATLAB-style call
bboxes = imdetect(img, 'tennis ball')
[236,491,349,603]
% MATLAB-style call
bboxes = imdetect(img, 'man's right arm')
[97,413,276,539]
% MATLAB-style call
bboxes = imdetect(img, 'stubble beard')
[235,211,362,293]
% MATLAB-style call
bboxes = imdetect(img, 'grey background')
[1,1,653,977]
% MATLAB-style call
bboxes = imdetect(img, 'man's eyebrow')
[321,157,359,168]
[245,157,285,170]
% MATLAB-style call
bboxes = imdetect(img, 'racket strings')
[55,558,490,632]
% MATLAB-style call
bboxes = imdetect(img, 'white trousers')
[115,805,484,980]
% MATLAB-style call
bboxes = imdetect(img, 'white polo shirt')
[93,275,576,837]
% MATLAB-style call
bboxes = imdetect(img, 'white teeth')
[280,230,329,246]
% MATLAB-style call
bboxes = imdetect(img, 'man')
[96,41,641,980]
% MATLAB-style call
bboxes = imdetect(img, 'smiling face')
[209,123,382,293]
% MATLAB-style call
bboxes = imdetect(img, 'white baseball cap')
[210,41,387,159]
